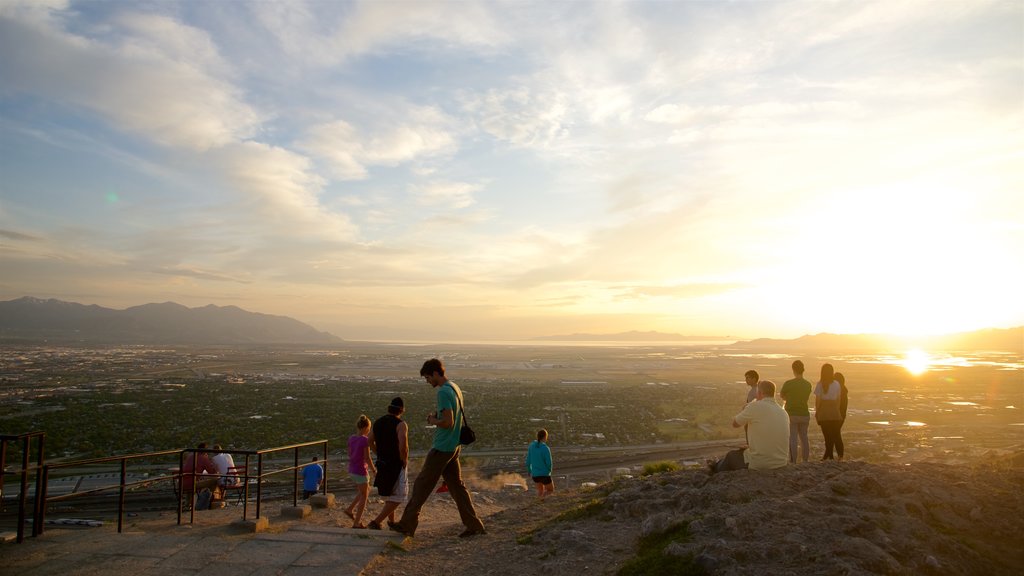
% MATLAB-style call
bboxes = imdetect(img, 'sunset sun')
[902,349,931,376]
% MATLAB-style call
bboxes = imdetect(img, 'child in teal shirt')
[525,429,554,500]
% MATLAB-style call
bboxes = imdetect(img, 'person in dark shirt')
[366,397,409,531]
[743,369,759,444]
[835,371,849,460]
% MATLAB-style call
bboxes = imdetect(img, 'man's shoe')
[459,527,487,538]
[367,520,382,530]
[387,520,412,536]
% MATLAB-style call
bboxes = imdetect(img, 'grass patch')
[384,540,408,553]
[516,532,535,545]
[551,497,608,523]
[616,522,706,576]
[641,460,680,476]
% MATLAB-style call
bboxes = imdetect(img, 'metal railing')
[0,431,46,542]
[35,438,327,532]
[3,438,332,540]
[39,449,183,535]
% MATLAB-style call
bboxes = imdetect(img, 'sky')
[1,0,1022,343]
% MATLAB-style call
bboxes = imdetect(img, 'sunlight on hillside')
[902,349,931,376]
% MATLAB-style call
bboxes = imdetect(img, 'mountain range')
[2,297,1021,351]
[533,330,733,342]
[0,297,341,345]
[536,328,1022,352]
[733,327,1023,352]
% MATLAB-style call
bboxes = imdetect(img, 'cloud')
[209,141,357,240]
[0,7,261,150]
[617,283,747,301]
[300,109,456,180]
[151,266,251,284]
[411,181,481,209]
[463,85,572,150]
[0,228,42,242]
[252,0,509,66]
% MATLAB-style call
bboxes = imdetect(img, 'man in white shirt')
[710,380,791,473]
[211,444,237,487]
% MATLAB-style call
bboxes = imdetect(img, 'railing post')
[117,458,127,533]
[189,450,198,524]
[0,439,7,513]
[32,434,45,537]
[17,436,29,543]
[256,454,263,519]
[38,464,49,535]
[176,451,184,526]
[321,441,328,495]
[293,449,299,507]
[242,453,250,520]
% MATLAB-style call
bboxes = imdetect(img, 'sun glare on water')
[902,349,931,376]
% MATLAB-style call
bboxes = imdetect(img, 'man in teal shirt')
[780,359,813,463]
[389,358,486,538]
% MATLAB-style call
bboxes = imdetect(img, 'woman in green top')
[780,360,813,463]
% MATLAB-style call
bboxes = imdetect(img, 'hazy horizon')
[1,1,1022,342]
[5,295,1023,348]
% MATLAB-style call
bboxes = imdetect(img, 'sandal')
[352,523,366,529]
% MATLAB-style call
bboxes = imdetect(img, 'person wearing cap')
[388,358,486,538]
[365,397,409,530]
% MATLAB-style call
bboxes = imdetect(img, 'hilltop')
[363,456,1024,575]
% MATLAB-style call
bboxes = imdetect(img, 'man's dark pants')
[714,448,749,473]
[393,446,484,536]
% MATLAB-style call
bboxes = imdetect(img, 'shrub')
[641,460,680,476]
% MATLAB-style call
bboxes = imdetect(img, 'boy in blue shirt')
[301,456,323,499]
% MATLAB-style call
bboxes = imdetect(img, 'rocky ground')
[361,451,1024,576]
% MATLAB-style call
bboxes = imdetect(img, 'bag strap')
[446,382,468,427]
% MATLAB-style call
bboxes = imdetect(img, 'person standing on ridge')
[366,397,409,531]
[743,369,759,444]
[388,358,486,538]
[814,363,844,460]
[525,429,554,500]
[780,360,813,463]
[835,371,849,460]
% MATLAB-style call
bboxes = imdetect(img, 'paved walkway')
[0,507,405,575]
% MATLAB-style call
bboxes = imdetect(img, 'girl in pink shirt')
[344,415,377,528]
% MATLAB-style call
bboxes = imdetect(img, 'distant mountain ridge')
[0,297,341,345]
[732,327,1023,353]
[533,327,1022,352]
[533,330,733,342]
